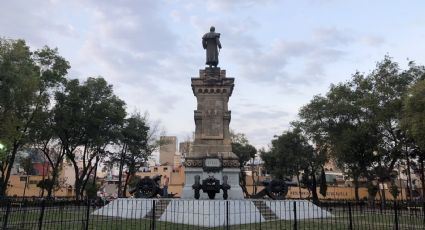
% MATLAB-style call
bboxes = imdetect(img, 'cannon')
[251,178,295,200]
[192,175,231,200]
[130,175,162,198]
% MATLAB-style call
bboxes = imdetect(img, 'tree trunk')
[353,177,360,202]
[296,173,302,199]
[93,156,99,186]
[250,159,256,196]
[117,153,125,198]
[0,144,19,196]
[122,172,131,197]
[73,164,81,200]
[406,151,413,201]
[47,166,60,198]
[311,172,319,204]
[420,156,425,200]
[22,176,28,197]
[239,170,249,197]
[380,181,387,206]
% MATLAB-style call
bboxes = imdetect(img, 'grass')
[1,206,424,229]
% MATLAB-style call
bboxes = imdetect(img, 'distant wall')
[7,175,72,197]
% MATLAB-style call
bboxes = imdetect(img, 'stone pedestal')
[181,167,244,199]
[183,67,243,199]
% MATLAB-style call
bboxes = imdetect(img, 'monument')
[93,27,332,227]
[181,26,244,199]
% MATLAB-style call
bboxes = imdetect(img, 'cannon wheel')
[194,189,200,199]
[207,191,216,199]
[135,177,158,198]
[268,180,288,200]
[223,190,228,200]
[193,175,201,199]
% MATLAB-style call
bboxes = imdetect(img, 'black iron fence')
[0,198,424,229]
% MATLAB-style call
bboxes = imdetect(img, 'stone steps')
[145,199,171,219]
[252,200,279,221]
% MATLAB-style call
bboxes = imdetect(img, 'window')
[163,167,168,172]
[20,177,27,182]
[154,167,158,172]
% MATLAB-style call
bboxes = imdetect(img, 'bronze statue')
[202,26,222,67]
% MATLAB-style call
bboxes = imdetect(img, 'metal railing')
[1,198,424,229]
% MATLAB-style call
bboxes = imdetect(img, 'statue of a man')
[202,26,222,67]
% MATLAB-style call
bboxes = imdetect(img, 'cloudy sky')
[1,0,425,149]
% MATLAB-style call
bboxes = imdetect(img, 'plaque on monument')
[204,158,221,167]
[203,158,222,172]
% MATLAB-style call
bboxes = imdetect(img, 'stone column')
[182,67,243,199]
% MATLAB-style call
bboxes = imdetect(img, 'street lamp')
[0,143,5,151]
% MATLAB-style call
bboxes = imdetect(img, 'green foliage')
[230,131,249,145]
[18,156,36,175]
[367,183,379,197]
[296,56,425,201]
[390,182,400,199]
[0,38,69,195]
[120,113,151,173]
[230,131,257,167]
[53,77,126,199]
[261,128,316,179]
[232,142,256,167]
[402,79,425,150]
[37,179,55,191]
[128,175,141,190]
[84,182,99,199]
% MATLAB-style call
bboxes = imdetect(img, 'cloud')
[206,0,275,12]
[359,36,385,46]
[73,0,192,116]
[0,1,76,45]
[237,110,289,120]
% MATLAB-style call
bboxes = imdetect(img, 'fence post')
[2,199,11,229]
[85,199,91,230]
[422,200,425,226]
[259,201,262,230]
[293,201,297,230]
[38,199,46,230]
[394,201,399,230]
[226,201,229,230]
[20,199,28,230]
[151,199,156,230]
[348,202,353,230]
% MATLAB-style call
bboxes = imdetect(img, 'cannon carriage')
[129,175,163,198]
[251,178,297,200]
[192,175,231,200]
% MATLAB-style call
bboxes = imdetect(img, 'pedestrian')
[162,175,169,197]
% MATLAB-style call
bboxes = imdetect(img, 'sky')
[1,0,425,150]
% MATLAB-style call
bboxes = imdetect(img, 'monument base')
[181,167,244,199]
[93,199,333,227]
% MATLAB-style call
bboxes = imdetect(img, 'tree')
[402,79,425,199]
[319,167,327,198]
[297,57,425,202]
[261,128,326,203]
[53,77,126,199]
[28,108,67,198]
[111,113,150,197]
[298,75,380,201]
[18,155,36,197]
[0,39,69,196]
[230,131,257,197]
